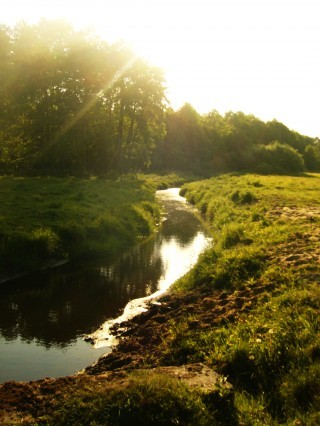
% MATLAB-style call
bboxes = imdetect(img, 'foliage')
[153,108,315,175]
[253,141,305,174]
[0,19,316,178]
[0,21,167,176]
[304,143,320,171]
[153,104,206,173]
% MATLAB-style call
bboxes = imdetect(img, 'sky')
[1,0,319,137]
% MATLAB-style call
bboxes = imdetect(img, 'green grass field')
[0,173,188,280]
[163,173,320,424]
[0,174,190,281]
[1,173,319,425]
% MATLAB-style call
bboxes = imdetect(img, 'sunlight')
[48,56,137,151]
[1,0,319,136]
[157,232,209,293]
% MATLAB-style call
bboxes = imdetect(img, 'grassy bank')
[0,173,186,281]
[162,173,320,424]
[1,173,319,425]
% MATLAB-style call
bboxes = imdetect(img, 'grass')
[161,173,320,424]
[0,173,189,279]
[1,172,319,425]
[47,372,221,426]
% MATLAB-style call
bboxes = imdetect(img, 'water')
[0,189,211,382]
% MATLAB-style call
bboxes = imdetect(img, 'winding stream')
[0,189,211,383]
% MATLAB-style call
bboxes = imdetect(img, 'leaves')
[0,22,167,176]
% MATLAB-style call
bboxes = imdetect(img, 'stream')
[0,188,211,383]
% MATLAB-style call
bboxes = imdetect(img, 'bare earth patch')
[267,205,320,222]
[267,206,320,282]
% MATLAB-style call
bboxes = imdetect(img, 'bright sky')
[1,0,319,137]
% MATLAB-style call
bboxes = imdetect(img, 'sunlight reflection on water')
[0,187,212,381]
[89,188,212,348]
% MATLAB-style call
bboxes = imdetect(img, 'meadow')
[0,173,185,281]
[0,173,319,425]
[165,173,320,424]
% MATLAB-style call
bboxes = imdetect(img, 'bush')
[253,141,305,174]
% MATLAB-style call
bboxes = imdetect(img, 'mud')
[85,281,274,375]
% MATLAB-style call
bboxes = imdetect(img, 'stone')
[140,363,233,394]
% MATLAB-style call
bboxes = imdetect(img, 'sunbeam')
[44,56,137,153]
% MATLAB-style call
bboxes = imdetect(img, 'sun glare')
[1,0,320,136]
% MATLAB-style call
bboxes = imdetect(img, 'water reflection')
[0,240,164,347]
[0,188,211,382]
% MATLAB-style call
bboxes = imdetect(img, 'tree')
[107,59,167,173]
[0,22,167,176]
[155,103,205,172]
[304,143,320,171]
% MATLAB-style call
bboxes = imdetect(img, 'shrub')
[253,141,305,174]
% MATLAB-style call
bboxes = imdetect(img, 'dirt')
[85,281,274,375]
[0,364,232,424]
[267,205,320,222]
[267,205,320,282]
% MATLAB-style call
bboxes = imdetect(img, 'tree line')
[1,21,319,177]
[154,104,320,174]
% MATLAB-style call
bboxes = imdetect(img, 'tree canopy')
[0,21,167,176]
[0,21,318,176]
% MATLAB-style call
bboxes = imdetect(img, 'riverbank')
[0,186,210,383]
[0,173,186,283]
[1,173,319,425]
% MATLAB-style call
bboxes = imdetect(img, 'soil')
[85,281,274,375]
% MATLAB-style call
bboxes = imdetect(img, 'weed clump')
[220,224,252,249]
[231,189,257,204]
